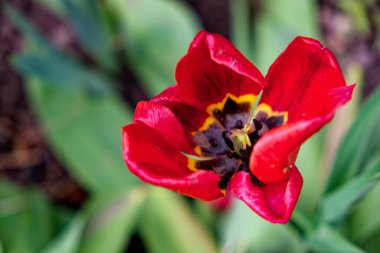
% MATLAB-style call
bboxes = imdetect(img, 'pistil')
[223,123,255,156]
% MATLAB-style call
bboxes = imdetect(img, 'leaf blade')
[308,225,365,253]
[139,188,218,253]
[79,188,147,253]
[41,215,86,253]
[321,157,380,223]
[326,85,380,192]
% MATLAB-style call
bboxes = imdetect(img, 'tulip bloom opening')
[122,31,354,223]
[190,96,287,190]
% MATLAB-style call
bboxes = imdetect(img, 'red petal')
[250,116,331,184]
[134,101,193,153]
[260,36,354,122]
[134,95,208,152]
[176,31,264,111]
[151,85,181,103]
[151,86,210,135]
[122,123,223,200]
[231,167,303,223]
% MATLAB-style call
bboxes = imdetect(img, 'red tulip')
[122,31,354,223]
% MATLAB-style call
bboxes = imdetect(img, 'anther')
[253,119,262,130]
[235,120,244,129]
[222,130,234,150]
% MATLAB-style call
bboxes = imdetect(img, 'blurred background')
[1,0,380,252]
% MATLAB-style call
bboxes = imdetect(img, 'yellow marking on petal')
[187,158,198,172]
[194,146,202,156]
[185,154,213,172]
[205,93,256,115]
[194,117,219,134]
[193,93,256,135]
[254,103,288,123]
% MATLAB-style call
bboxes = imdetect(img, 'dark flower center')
[190,95,285,189]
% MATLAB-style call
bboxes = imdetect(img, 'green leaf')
[107,0,201,96]
[78,187,147,253]
[221,201,303,253]
[62,0,116,70]
[6,4,108,94]
[25,78,137,193]
[13,53,108,94]
[42,215,86,253]
[349,182,380,243]
[296,131,325,215]
[231,0,251,57]
[326,85,380,193]
[253,0,320,72]
[139,188,217,253]
[321,157,380,223]
[0,181,55,253]
[308,225,365,253]
[360,230,380,253]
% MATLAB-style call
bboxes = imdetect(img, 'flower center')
[188,95,286,190]
[223,123,254,155]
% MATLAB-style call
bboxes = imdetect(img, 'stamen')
[223,123,255,155]
[191,99,287,190]
[253,119,262,130]
[235,120,244,129]
[222,130,234,150]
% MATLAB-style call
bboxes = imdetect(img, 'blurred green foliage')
[1,0,380,252]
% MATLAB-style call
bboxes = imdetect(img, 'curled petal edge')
[251,84,354,184]
[250,115,332,184]
[231,166,303,223]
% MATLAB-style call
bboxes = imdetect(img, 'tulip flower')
[122,31,354,223]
